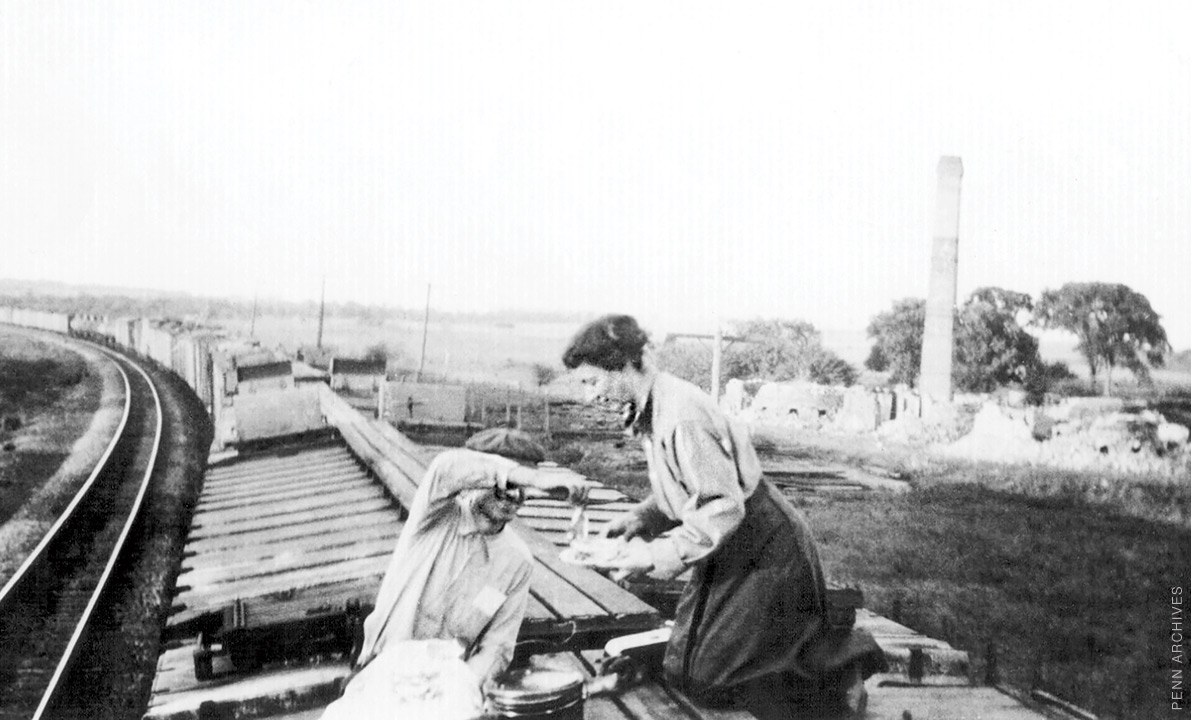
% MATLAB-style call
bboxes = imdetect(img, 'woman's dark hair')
[562,314,649,371]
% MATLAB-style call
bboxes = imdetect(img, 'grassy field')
[731,427,1189,720]
[0,329,100,526]
[222,313,578,386]
[803,478,1186,720]
[0,333,90,409]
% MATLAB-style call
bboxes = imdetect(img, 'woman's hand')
[603,512,647,541]
[602,537,654,582]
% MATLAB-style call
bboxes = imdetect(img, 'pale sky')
[2,1,1189,348]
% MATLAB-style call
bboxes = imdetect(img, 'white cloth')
[320,639,484,720]
[356,449,535,685]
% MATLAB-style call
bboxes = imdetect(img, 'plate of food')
[558,537,627,567]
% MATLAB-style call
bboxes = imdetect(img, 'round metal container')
[487,667,585,719]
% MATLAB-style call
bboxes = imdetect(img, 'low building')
[236,360,295,395]
[329,358,386,394]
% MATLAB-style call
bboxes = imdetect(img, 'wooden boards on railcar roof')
[165,443,398,637]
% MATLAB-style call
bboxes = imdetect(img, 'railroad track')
[0,345,163,720]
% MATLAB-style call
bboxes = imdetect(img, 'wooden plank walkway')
[516,487,639,546]
[163,443,399,637]
[764,464,910,495]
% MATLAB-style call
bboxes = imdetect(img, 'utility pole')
[249,295,258,337]
[416,283,431,382]
[316,276,326,350]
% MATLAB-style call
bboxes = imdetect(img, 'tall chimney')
[920,156,963,403]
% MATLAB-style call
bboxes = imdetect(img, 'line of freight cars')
[1,304,226,423]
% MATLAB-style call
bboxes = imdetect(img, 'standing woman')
[562,315,885,719]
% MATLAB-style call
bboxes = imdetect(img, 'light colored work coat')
[626,371,764,581]
[356,448,534,685]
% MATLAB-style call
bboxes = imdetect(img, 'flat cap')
[464,427,546,464]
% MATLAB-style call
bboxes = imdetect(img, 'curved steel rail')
[0,344,133,608]
[0,339,164,718]
[35,344,164,718]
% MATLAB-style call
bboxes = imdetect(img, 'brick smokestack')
[920,156,963,402]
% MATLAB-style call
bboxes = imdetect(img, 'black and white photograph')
[1,2,1188,718]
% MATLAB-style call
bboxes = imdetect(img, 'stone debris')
[741,381,842,430]
[834,386,881,433]
[725,379,1189,477]
[720,378,748,415]
[935,404,1040,463]
[1158,421,1190,449]
[935,401,1187,475]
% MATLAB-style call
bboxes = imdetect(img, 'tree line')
[657,282,1171,399]
[0,291,591,328]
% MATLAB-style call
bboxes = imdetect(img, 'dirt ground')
[538,409,911,501]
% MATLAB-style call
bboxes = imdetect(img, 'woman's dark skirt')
[663,478,886,711]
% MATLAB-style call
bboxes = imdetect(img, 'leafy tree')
[654,318,857,390]
[866,288,1043,393]
[1034,282,1170,394]
[864,344,889,373]
[953,287,1040,393]
[866,298,926,386]
[1023,360,1077,404]
[805,351,859,387]
[531,363,559,387]
[362,342,397,365]
[724,319,857,386]
[723,319,818,380]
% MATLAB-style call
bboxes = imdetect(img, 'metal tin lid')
[487,667,585,711]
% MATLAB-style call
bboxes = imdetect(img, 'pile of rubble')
[725,379,1190,477]
[727,379,969,444]
[936,399,1190,475]
[726,380,843,430]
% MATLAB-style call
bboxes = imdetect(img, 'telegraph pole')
[316,276,326,350]
[416,283,431,382]
[711,316,723,401]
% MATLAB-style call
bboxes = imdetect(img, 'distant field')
[223,314,982,382]
[223,314,576,386]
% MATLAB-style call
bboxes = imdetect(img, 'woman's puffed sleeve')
[423,449,518,501]
[645,422,746,580]
[415,450,519,532]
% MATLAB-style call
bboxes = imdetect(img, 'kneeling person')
[355,428,590,686]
